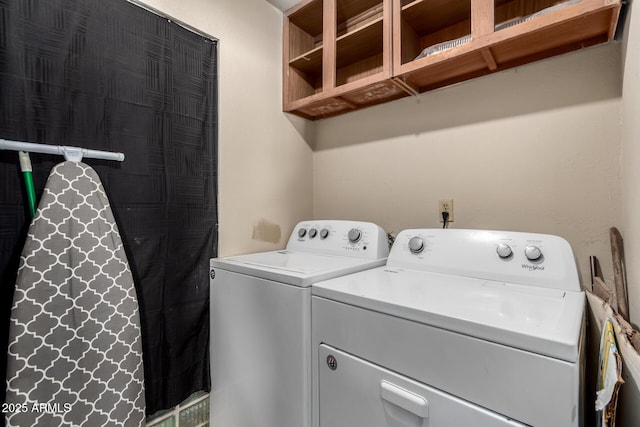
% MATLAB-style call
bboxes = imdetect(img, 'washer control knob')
[309,228,318,238]
[408,237,425,254]
[524,245,543,261]
[320,229,329,239]
[348,228,362,243]
[496,243,513,259]
[298,228,307,238]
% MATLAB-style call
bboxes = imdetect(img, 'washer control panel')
[287,220,389,260]
[388,229,579,291]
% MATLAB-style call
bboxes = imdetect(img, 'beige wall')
[137,0,314,256]
[622,0,640,328]
[314,43,622,288]
[619,3,640,424]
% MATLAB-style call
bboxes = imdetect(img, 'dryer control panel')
[388,229,580,292]
[287,220,389,260]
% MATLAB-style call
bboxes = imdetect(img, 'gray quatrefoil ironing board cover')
[5,161,145,426]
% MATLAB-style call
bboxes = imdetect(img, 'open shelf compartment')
[399,0,472,65]
[494,0,582,31]
[337,0,384,36]
[335,0,387,87]
[285,0,324,103]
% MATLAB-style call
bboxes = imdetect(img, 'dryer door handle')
[380,380,429,418]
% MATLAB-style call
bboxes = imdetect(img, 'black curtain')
[0,0,217,418]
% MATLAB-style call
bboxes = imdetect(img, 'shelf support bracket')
[480,48,498,70]
[391,77,419,97]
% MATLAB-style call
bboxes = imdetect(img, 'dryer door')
[318,345,527,427]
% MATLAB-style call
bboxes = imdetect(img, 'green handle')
[23,170,37,218]
[18,151,37,219]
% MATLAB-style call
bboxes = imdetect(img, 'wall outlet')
[439,199,454,222]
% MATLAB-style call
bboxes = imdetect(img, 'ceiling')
[266,0,299,12]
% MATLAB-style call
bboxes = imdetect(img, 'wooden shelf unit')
[284,0,395,119]
[284,0,622,120]
[394,0,621,93]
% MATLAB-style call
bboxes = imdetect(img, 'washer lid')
[210,251,386,287]
[312,267,585,362]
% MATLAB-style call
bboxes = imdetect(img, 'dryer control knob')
[348,228,362,243]
[298,228,307,238]
[496,243,513,259]
[408,237,425,254]
[320,229,329,239]
[309,228,318,238]
[524,245,543,261]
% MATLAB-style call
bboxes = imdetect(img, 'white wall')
[619,3,640,424]
[314,43,622,288]
[137,0,314,256]
[621,0,640,328]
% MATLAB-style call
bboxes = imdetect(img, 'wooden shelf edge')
[329,71,390,98]
[401,0,424,13]
[285,71,389,111]
[289,46,323,74]
[337,16,383,43]
[285,81,409,120]
[285,93,325,112]
[397,38,477,75]
[605,0,622,39]
[337,2,384,36]
[290,45,323,63]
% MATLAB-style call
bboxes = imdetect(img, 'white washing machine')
[312,229,585,427]
[210,220,389,427]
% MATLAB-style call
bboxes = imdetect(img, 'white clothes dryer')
[312,229,585,427]
[210,220,389,427]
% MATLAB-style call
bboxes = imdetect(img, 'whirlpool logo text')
[521,264,545,271]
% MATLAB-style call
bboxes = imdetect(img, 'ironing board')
[5,161,145,426]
